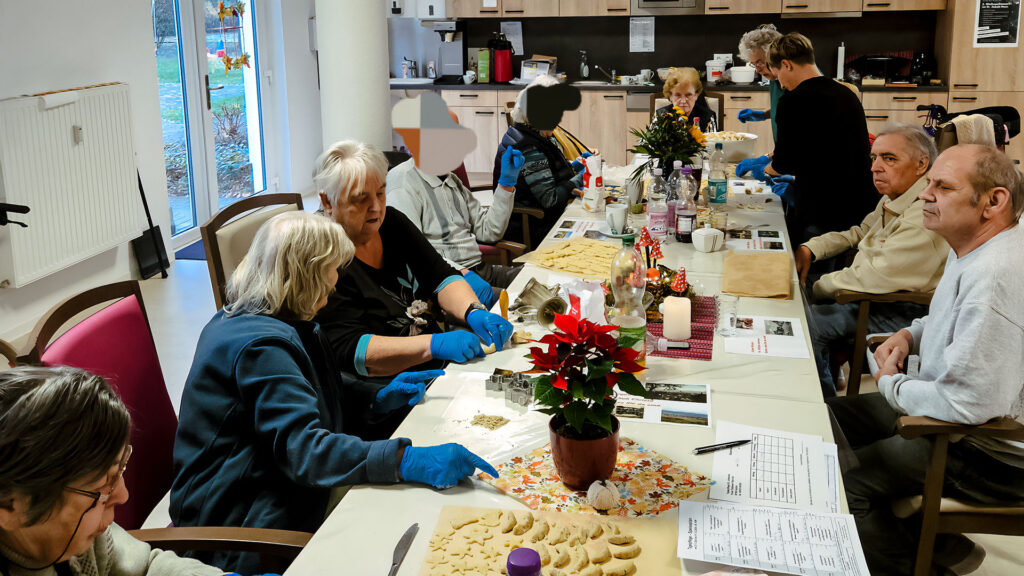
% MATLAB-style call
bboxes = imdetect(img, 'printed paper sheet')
[723,316,809,359]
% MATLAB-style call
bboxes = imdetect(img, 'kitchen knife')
[387,522,418,576]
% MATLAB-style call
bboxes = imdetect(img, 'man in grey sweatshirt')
[827,144,1024,576]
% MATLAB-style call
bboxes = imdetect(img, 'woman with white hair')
[171,211,498,574]
[737,24,784,141]
[494,74,585,248]
[312,140,513,379]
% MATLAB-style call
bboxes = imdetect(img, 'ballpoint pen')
[692,439,752,455]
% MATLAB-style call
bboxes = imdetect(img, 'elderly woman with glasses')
[737,24,785,141]
[171,211,497,574]
[0,366,220,576]
[656,67,717,132]
[313,141,513,380]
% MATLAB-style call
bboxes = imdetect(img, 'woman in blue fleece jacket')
[170,212,496,574]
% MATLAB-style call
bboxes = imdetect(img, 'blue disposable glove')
[463,270,497,308]
[430,330,484,363]
[737,108,767,123]
[767,174,795,205]
[497,147,525,188]
[400,443,500,489]
[736,155,771,182]
[373,369,445,414]
[466,309,513,351]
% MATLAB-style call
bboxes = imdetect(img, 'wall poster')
[974,0,1021,47]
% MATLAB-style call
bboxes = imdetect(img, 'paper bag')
[721,251,792,299]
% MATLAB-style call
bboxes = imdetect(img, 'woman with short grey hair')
[737,24,785,141]
[171,211,496,575]
[0,365,220,576]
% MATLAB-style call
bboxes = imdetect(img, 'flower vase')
[549,415,620,490]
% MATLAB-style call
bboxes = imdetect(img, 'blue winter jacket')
[170,311,409,573]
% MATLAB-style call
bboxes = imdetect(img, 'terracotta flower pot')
[549,416,620,490]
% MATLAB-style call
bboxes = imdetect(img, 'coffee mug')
[606,204,627,235]
[639,69,654,83]
[462,70,477,84]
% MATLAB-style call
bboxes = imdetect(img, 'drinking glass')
[717,294,740,336]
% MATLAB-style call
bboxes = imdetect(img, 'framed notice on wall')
[974,0,1021,47]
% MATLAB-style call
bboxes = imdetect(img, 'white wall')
[0,0,170,343]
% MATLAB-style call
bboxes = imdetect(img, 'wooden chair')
[200,193,304,309]
[0,339,18,369]
[21,281,311,570]
[833,289,933,396]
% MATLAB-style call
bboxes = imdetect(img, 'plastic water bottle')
[609,235,647,367]
[665,160,683,236]
[708,143,728,204]
[675,167,697,243]
[647,168,669,239]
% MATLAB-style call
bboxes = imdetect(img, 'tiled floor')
[140,259,1022,575]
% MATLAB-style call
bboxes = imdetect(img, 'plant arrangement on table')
[529,314,646,489]
[628,104,707,183]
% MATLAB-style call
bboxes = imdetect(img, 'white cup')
[606,204,627,234]
[639,69,654,83]
[462,70,477,84]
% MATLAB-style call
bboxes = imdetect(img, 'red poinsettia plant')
[530,314,646,439]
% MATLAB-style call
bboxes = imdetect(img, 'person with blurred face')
[0,366,220,576]
[314,141,513,380]
[736,24,784,141]
[828,144,1024,575]
[655,67,717,132]
[796,124,949,397]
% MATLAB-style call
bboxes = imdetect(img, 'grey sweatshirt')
[879,223,1024,468]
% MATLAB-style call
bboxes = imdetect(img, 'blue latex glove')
[737,108,767,123]
[497,147,525,188]
[466,309,513,351]
[767,174,795,204]
[400,443,500,489]
[373,369,445,414]
[430,330,484,363]
[736,155,771,182]
[463,270,497,308]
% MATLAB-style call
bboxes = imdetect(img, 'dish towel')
[950,114,996,147]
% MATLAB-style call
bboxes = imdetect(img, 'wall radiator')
[0,83,143,288]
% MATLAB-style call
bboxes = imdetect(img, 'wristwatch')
[464,301,487,323]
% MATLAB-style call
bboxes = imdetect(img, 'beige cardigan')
[804,176,949,300]
[2,524,223,576]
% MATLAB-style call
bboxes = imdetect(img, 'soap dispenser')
[579,50,589,79]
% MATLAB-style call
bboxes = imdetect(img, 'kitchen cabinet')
[625,110,649,162]
[937,0,1024,92]
[571,91,628,165]
[862,0,945,10]
[502,0,560,17]
[947,91,1024,163]
[705,0,781,14]
[782,0,861,12]
[559,0,630,17]
[720,91,774,158]
[441,90,499,107]
[446,0,502,18]
[450,106,503,173]
[863,109,929,136]
[862,91,947,110]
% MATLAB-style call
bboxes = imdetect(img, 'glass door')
[152,0,266,246]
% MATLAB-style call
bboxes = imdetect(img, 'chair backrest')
[24,281,177,530]
[452,163,471,189]
[650,96,669,120]
[504,101,515,128]
[704,91,725,132]
[0,339,17,370]
[200,193,303,309]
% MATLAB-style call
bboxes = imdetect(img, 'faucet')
[402,57,418,78]
[593,64,615,83]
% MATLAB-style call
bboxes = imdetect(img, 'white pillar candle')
[663,296,692,341]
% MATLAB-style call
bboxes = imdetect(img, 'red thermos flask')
[490,33,514,83]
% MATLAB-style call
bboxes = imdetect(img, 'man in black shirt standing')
[759,33,876,244]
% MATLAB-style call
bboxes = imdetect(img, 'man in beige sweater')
[797,124,949,397]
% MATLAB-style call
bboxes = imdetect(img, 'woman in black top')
[313,141,513,379]
[657,67,717,132]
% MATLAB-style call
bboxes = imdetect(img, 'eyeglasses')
[64,445,132,511]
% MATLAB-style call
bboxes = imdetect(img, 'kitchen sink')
[570,80,617,86]
[389,78,435,85]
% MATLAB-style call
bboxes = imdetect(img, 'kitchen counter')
[390,80,948,93]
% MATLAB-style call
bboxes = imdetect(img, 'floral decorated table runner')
[478,437,710,518]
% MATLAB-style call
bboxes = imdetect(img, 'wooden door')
[574,91,627,165]
[782,0,861,12]
[863,0,945,10]
[503,0,560,16]
[706,0,781,14]
[560,0,630,17]
[938,0,1024,92]
[947,91,1024,163]
[446,0,502,17]
[451,106,502,173]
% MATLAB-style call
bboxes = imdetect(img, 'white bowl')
[657,67,673,81]
[729,65,756,85]
[705,132,758,163]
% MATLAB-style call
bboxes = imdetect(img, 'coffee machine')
[427,20,465,85]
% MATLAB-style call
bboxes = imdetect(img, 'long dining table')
[285,176,845,576]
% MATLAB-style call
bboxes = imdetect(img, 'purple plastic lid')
[507,548,542,576]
